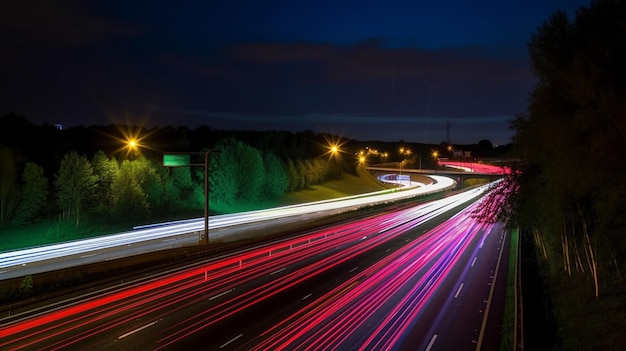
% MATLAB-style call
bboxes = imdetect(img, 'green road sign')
[163,154,190,167]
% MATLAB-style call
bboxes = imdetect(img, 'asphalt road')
[0,189,508,351]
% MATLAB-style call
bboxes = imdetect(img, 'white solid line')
[220,334,243,348]
[118,320,158,339]
[425,334,438,351]
[270,267,286,275]
[209,289,233,300]
[454,283,464,299]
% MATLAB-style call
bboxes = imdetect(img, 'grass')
[500,227,519,351]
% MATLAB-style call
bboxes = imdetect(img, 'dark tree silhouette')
[12,163,48,225]
[510,1,626,348]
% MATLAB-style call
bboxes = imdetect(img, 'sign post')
[163,150,219,247]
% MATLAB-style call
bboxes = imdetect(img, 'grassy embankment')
[0,167,394,253]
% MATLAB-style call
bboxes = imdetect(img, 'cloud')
[0,0,138,47]
[158,41,533,118]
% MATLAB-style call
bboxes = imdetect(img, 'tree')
[91,150,118,215]
[208,138,265,209]
[54,151,97,226]
[512,0,626,299]
[262,153,288,199]
[12,162,48,225]
[110,159,150,222]
[284,158,300,192]
[0,146,19,225]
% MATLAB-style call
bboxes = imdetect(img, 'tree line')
[491,1,626,349]
[508,0,626,298]
[0,117,353,228]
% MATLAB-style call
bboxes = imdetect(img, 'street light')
[398,147,411,175]
[125,138,140,159]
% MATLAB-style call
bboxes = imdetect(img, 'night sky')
[1,0,590,145]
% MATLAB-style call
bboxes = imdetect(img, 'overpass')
[368,162,506,190]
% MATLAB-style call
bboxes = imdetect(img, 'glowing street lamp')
[125,138,141,159]
[398,147,411,175]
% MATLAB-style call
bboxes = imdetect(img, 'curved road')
[0,184,508,350]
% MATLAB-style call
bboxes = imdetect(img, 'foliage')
[54,151,97,225]
[110,159,151,222]
[0,146,19,225]
[91,150,118,215]
[19,275,33,294]
[12,162,48,225]
[208,138,266,210]
[510,1,626,349]
[262,153,288,198]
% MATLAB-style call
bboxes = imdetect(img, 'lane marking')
[302,293,312,300]
[454,283,464,299]
[425,334,438,351]
[270,267,286,275]
[210,289,233,300]
[118,320,158,339]
[471,257,477,267]
[80,253,97,259]
[349,267,358,272]
[476,228,508,350]
[220,334,243,348]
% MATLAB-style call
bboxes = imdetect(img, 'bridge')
[368,161,507,190]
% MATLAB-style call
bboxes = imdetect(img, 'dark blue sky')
[1,0,590,145]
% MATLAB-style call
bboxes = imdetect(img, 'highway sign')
[163,154,190,167]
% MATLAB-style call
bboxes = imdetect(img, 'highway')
[0,175,456,280]
[0,184,508,350]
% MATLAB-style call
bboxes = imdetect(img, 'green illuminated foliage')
[54,151,97,225]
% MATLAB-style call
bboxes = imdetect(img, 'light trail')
[0,183,489,351]
[0,175,456,276]
[244,198,495,350]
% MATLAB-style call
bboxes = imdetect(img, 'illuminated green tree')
[55,151,97,226]
[209,138,265,209]
[110,159,150,222]
[262,153,288,198]
[91,150,118,214]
